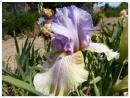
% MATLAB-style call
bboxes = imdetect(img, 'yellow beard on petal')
[59,51,67,57]
[33,51,88,96]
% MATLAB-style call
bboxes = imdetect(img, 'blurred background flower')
[98,54,103,62]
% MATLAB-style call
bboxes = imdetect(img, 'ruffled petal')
[51,5,93,54]
[33,51,88,96]
[86,43,119,61]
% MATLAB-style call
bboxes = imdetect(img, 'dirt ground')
[2,17,124,71]
[2,37,44,71]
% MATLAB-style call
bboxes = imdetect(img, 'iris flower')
[33,5,119,96]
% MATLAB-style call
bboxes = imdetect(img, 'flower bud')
[43,8,54,19]
[98,54,103,62]
[41,24,51,36]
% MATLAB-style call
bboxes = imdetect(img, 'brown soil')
[2,36,44,72]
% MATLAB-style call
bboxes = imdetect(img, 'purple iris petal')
[37,17,47,25]
[51,5,93,54]
[52,35,73,55]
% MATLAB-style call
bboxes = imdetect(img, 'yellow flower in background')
[120,9,128,18]
[41,24,52,36]
[119,9,128,22]
[43,8,54,18]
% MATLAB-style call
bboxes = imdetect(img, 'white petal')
[47,23,51,28]
[33,51,88,96]
[86,43,119,61]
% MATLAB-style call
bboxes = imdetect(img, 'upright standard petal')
[33,51,88,96]
[86,43,119,61]
[51,5,93,54]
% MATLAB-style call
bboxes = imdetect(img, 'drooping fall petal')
[33,51,88,96]
[86,43,119,61]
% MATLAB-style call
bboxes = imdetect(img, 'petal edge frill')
[86,43,119,61]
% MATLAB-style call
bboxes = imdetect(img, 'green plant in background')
[89,11,101,26]
[2,3,14,38]
[119,22,128,63]
[80,35,127,96]
[2,6,39,38]
[102,2,128,17]
[98,21,124,51]
[8,11,39,36]
[91,20,124,52]
[90,20,128,96]
[2,31,44,96]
